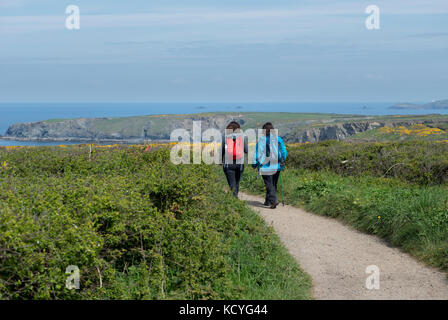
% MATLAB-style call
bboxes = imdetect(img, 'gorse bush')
[0,145,311,300]
[287,140,448,185]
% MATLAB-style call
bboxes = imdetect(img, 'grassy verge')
[0,145,311,299]
[240,168,448,274]
[225,200,312,299]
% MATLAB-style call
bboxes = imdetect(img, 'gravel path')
[240,192,448,300]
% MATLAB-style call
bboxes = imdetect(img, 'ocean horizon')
[1,102,447,146]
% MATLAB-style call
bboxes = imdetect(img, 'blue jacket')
[252,135,287,173]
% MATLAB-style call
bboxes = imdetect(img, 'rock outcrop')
[4,114,448,143]
[284,122,384,143]
[5,118,102,141]
[4,114,247,143]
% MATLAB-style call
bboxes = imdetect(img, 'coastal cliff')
[4,114,246,143]
[284,122,384,143]
[4,113,448,143]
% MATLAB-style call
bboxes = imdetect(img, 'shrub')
[0,145,311,299]
[287,141,448,185]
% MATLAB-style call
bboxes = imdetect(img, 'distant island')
[389,99,448,110]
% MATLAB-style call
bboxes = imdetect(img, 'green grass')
[42,118,70,123]
[0,145,311,300]
[240,168,448,274]
[226,201,312,299]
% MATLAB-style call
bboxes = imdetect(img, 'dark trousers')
[262,171,280,205]
[224,164,244,197]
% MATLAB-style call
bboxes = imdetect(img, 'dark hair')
[226,121,241,132]
[262,122,274,136]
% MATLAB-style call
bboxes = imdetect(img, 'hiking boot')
[270,201,280,209]
[263,201,271,206]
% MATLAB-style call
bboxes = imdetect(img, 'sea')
[0,102,446,146]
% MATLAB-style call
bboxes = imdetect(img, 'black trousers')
[223,164,244,197]
[262,171,280,205]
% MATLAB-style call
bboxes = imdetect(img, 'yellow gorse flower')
[379,125,444,137]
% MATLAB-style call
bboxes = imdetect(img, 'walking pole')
[255,163,261,180]
[280,171,285,206]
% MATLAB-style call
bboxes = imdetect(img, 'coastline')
[2,109,448,146]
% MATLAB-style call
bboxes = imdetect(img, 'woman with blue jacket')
[252,122,287,209]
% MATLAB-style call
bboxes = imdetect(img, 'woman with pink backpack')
[222,121,248,197]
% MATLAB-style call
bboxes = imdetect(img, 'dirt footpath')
[240,193,448,300]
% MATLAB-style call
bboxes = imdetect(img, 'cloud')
[104,40,166,46]
[406,32,448,39]
[2,2,447,34]
[365,73,384,80]
[0,0,25,8]
[0,9,339,36]
[0,15,63,34]
[304,0,448,15]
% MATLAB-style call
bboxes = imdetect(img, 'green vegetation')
[287,140,448,185]
[42,118,70,123]
[10,112,448,145]
[86,112,371,138]
[235,112,366,129]
[69,113,448,136]
[87,113,448,134]
[0,145,311,300]
[241,140,448,274]
[31,112,373,141]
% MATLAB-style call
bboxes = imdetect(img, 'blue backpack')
[257,136,284,171]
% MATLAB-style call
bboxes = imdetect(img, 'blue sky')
[0,0,447,103]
